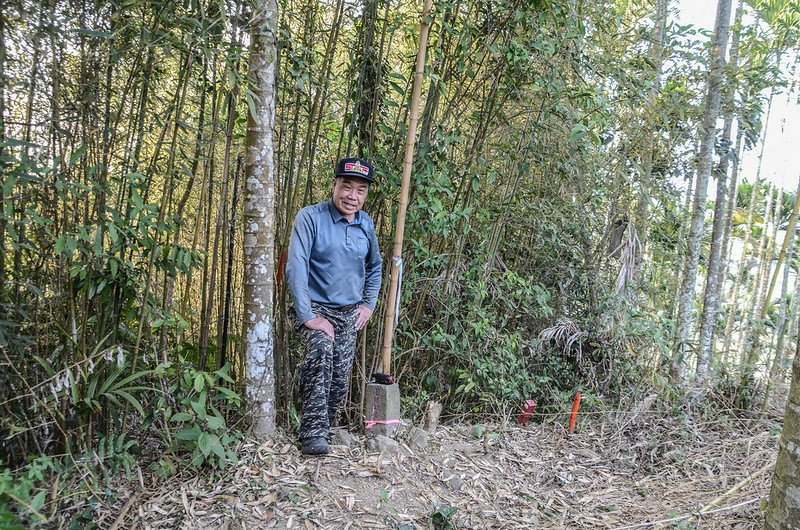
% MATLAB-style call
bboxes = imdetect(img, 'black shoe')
[301,437,330,456]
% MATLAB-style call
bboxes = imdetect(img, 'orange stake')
[568,392,581,433]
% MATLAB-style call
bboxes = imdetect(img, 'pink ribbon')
[365,419,402,429]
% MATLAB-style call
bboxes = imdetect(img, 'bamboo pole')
[763,173,800,318]
[380,0,433,373]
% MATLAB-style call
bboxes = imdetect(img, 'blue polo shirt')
[286,200,383,324]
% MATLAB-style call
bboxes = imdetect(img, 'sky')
[676,0,800,192]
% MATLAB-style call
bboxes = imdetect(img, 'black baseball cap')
[335,157,374,183]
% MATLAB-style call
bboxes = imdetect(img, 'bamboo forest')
[4,0,800,526]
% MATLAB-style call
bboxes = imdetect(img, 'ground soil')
[103,407,781,529]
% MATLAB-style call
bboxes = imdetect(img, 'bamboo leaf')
[114,389,145,416]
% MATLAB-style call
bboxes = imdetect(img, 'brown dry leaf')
[107,414,780,530]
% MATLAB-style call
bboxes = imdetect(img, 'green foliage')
[0,456,58,526]
[429,506,459,530]
[156,363,242,473]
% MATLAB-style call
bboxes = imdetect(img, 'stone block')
[364,383,400,437]
[331,429,358,447]
[408,426,429,451]
[367,435,400,454]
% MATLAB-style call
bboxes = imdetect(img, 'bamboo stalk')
[379,0,434,373]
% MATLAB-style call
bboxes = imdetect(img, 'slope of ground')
[104,410,779,529]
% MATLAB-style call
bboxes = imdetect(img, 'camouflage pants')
[290,302,359,441]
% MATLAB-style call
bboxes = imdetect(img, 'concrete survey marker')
[364,382,400,437]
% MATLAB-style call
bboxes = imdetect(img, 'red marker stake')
[568,392,581,433]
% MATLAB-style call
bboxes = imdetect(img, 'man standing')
[286,157,383,455]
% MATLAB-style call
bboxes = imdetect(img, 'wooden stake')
[380,0,433,373]
[568,392,581,433]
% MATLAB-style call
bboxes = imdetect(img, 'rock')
[446,476,464,491]
[367,435,400,454]
[331,429,358,447]
[424,401,443,433]
[407,427,429,451]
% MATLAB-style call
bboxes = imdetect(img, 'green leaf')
[114,390,144,416]
[215,364,234,384]
[568,124,587,142]
[209,434,225,460]
[69,145,86,166]
[30,490,46,512]
[193,373,205,393]
[197,432,212,456]
[170,412,193,422]
[32,356,55,378]
[206,414,225,430]
[176,426,201,441]
[3,174,16,196]
[190,397,207,420]
[108,222,119,244]
[218,387,242,403]
[191,448,204,467]
[108,368,153,393]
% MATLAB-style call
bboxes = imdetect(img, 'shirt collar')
[327,199,361,224]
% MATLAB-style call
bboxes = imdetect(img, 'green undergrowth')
[0,360,244,528]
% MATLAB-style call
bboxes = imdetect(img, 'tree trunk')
[355,0,381,155]
[740,188,781,393]
[672,0,733,383]
[763,180,799,409]
[721,173,756,358]
[696,1,744,379]
[0,5,6,289]
[765,183,800,320]
[220,156,242,368]
[785,275,800,379]
[668,170,695,321]
[764,333,800,528]
[244,0,278,436]
[632,0,669,294]
[738,185,773,363]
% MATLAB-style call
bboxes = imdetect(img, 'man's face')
[332,177,369,218]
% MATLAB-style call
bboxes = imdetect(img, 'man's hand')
[355,305,374,331]
[304,316,334,339]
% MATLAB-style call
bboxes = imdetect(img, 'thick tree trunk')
[696,161,730,380]
[244,0,278,436]
[672,0,733,383]
[764,335,800,528]
[696,2,744,379]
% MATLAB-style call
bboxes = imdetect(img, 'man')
[286,157,382,456]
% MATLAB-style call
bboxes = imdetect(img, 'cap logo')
[344,161,370,176]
